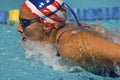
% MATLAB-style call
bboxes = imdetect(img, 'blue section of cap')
[29,0,54,10]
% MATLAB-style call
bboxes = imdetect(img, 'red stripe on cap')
[22,3,31,12]
[51,1,66,12]
[51,1,60,9]
[49,14,63,23]
[42,20,56,28]
[22,3,40,18]
[40,8,63,23]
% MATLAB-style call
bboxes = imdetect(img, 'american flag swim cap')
[22,0,67,28]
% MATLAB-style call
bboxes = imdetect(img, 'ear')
[43,26,52,33]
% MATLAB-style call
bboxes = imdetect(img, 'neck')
[40,23,79,45]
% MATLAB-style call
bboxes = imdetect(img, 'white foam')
[110,27,120,44]
[92,24,120,44]
[20,40,68,71]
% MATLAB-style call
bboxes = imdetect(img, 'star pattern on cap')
[46,0,50,3]
[25,0,66,28]
[39,2,45,8]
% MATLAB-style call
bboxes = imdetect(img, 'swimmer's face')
[17,6,44,41]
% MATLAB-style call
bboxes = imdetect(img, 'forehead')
[19,6,35,19]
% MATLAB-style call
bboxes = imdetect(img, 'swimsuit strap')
[56,27,73,56]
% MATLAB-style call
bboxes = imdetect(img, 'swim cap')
[22,0,67,28]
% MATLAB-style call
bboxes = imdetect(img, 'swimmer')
[17,0,120,77]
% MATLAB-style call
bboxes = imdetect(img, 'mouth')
[22,37,27,41]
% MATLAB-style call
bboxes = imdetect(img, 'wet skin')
[18,6,120,73]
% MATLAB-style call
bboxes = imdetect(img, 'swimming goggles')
[19,18,42,30]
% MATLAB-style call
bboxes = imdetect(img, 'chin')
[22,37,27,41]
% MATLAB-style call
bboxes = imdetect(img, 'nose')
[17,25,23,34]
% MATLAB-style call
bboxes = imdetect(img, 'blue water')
[1,0,120,11]
[0,21,120,80]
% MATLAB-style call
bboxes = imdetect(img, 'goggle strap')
[63,3,85,30]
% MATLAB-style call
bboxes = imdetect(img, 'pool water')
[0,21,120,80]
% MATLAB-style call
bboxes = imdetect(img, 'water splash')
[110,27,120,44]
[91,23,120,44]
[19,40,69,71]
